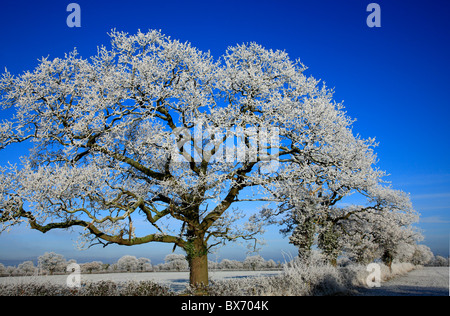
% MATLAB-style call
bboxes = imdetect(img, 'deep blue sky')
[0,0,449,264]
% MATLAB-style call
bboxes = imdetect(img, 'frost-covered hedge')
[0,280,174,296]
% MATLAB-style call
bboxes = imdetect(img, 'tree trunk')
[187,238,209,289]
[330,258,337,267]
[189,252,209,287]
[382,249,394,273]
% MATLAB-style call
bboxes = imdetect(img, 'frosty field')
[0,266,448,296]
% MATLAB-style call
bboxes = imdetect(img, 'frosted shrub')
[80,281,118,296]
[79,280,173,296]
[119,281,174,296]
[339,264,368,288]
[280,257,345,296]
[0,282,72,296]
[198,264,343,296]
[382,262,415,281]
[189,253,350,296]
[0,280,174,296]
[186,277,276,296]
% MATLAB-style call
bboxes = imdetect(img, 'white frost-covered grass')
[356,267,449,296]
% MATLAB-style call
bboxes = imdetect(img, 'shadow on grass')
[355,285,449,296]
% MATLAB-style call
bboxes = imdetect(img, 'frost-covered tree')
[0,29,395,286]
[265,259,277,269]
[243,255,265,271]
[117,255,138,272]
[163,253,188,271]
[218,258,242,270]
[6,266,16,276]
[393,242,416,263]
[286,184,421,267]
[37,252,66,275]
[137,257,152,272]
[410,244,434,266]
[268,135,388,264]
[81,261,103,274]
[0,263,5,276]
[17,260,37,276]
[431,255,449,267]
[207,260,218,270]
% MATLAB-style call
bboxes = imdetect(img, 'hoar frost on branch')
[0,29,420,286]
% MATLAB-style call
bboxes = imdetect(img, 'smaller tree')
[82,261,103,274]
[6,266,16,276]
[243,255,265,271]
[17,261,37,276]
[38,252,66,275]
[117,255,139,272]
[218,258,242,270]
[108,263,119,272]
[432,256,449,267]
[395,242,416,262]
[208,260,218,270]
[265,259,277,269]
[163,254,188,271]
[0,263,5,276]
[137,257,152,272]
[410,244,434,266]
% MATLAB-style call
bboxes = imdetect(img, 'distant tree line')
[0,252,283,277]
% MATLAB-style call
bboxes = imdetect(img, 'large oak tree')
[0,30,406,286]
